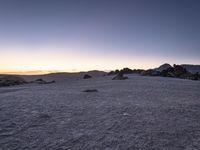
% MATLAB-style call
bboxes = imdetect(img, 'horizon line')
[0,70,109,75]
[1,63,200,75]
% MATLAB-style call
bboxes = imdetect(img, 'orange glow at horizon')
[1,46,198,75]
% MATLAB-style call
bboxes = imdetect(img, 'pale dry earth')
[0,75,200,150]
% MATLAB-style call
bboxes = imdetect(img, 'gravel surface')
[0,75,200,150]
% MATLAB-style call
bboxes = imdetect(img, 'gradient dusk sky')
[0,0,200,74]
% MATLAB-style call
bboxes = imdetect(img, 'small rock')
[83,89,98,92]
[31,79,55,84]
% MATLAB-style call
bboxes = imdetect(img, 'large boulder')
[83,74,92,79]
[0,75,27,87]
[156,63,172,72]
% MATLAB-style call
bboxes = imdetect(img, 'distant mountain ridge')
[0,70,106,82]
[21,70,106,82]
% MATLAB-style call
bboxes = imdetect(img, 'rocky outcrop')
[160,65,190,78]
[0,75,27,87]
[107,64,199,81]
[142,64,200,80]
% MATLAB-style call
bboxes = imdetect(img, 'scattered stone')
[83,74,92,79]
[31,79,55,84]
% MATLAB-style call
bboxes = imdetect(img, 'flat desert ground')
[0,74,200,150]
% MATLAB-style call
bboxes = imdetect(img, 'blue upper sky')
[0,0,200,73]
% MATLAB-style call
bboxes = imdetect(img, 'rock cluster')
[142,64,200,80]
[108,68,144,75]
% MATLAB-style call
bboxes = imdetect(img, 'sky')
[0,0,200,74]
